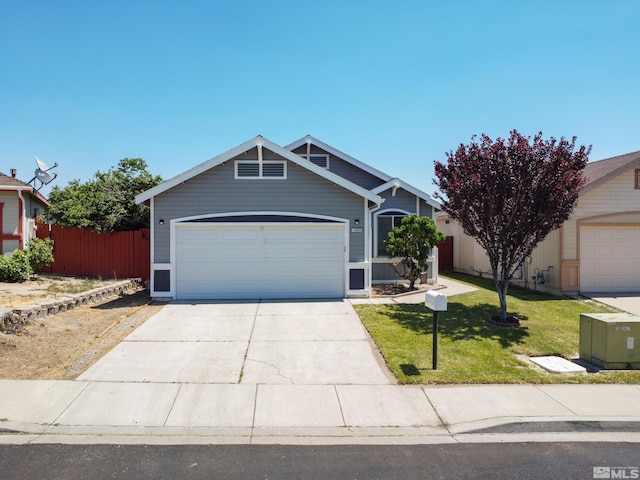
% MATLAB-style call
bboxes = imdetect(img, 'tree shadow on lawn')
[383,301,530,349]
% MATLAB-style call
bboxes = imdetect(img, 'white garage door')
[580,225,640,292]
[175,223,346,299]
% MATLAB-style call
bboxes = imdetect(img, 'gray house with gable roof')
[136,135,441,300]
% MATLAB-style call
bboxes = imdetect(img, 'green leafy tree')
[47,158,162,232]
[434,130,589,324]
[384,214,446,290]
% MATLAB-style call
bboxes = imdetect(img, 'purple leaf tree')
[434,130,590,324]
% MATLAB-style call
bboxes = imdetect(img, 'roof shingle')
[583,150,640,187]
[0,172,33,189]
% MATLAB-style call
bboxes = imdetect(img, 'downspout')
[16,189,26,249]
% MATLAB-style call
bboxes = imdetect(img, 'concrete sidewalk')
[1,381,639,444]
[1,279,639,445]
[351,277,478,305]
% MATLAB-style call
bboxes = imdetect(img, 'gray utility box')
[579,313,640,369]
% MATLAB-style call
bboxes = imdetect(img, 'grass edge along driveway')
[354,273,640,385]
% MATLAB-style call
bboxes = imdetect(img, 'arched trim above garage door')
[173,211,348,225]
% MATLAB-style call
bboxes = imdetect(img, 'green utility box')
[580,313,640,369]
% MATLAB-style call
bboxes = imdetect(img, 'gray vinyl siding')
[291,145,385,190]
[418,199,434,219]
[25,194,47,218]
[373,262,400,282]
[153,150,366,263]
[378,188,416,213]
[373,262,435,282]
[373,189,438,258]
[376,189,436,219]
[372,189,438,282]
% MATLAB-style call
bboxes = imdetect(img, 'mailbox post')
[425,291,447,370]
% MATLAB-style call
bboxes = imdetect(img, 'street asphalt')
[0,277,639,445]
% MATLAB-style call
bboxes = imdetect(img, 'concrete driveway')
[78,299,393,385]
[585,293,640,317]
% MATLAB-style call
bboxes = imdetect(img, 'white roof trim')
[135,136,383,204]
[284,135,393,182]
[0,185,33,191]
[371,178,442,210]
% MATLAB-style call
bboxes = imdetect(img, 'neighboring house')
[436,149,640,294]
[136,135,441,300]
[0,171,49,255]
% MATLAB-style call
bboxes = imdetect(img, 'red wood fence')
[438,236,454,273]
[36,223,150,283]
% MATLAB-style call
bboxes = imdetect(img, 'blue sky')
[1,0,638,197]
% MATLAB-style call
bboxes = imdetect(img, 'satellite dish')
[35,156,49,172]
[36,169,54,185]
[30,156,59,191]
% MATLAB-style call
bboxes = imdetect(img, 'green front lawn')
[355,273,640,384]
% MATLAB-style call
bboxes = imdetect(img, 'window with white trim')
[376,211,407,256]
[235,160,286,179]
[299,154,329,169]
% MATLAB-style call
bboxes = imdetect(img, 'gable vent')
[262,162,285,177]
[235,160,286,179]
[300,154,329,169]
[236,162,260,178]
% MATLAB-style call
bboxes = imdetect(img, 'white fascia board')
[285,135,393,183]
[136,136,265,204]
[372,178,442,210]
[0,185,33,192]
[136,135,383,205]
[260,137,383,204]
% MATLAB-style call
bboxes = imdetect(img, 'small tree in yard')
[384,213,446,290]
[434,130,590,324]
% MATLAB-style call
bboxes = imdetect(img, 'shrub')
[0,250,33,282]
[27,238,54,272]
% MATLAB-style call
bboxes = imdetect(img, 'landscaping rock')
[2,278,143,334]
[0,308,26,334]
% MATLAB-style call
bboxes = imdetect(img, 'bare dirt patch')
[0,274,119,309]
[0,275,164,380]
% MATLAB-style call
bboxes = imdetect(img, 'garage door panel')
[176,224,345,299]
[306,246,343,260]
[263,245,297,260]
[222,228,261,240]
[223,277,262,295]
[304,228,338,239]
[580,226,640,292]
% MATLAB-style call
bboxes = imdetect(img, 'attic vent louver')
[262,162,285,177]
[300,154,329,169]
[235,160,286,179]
[237,162,260,177]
